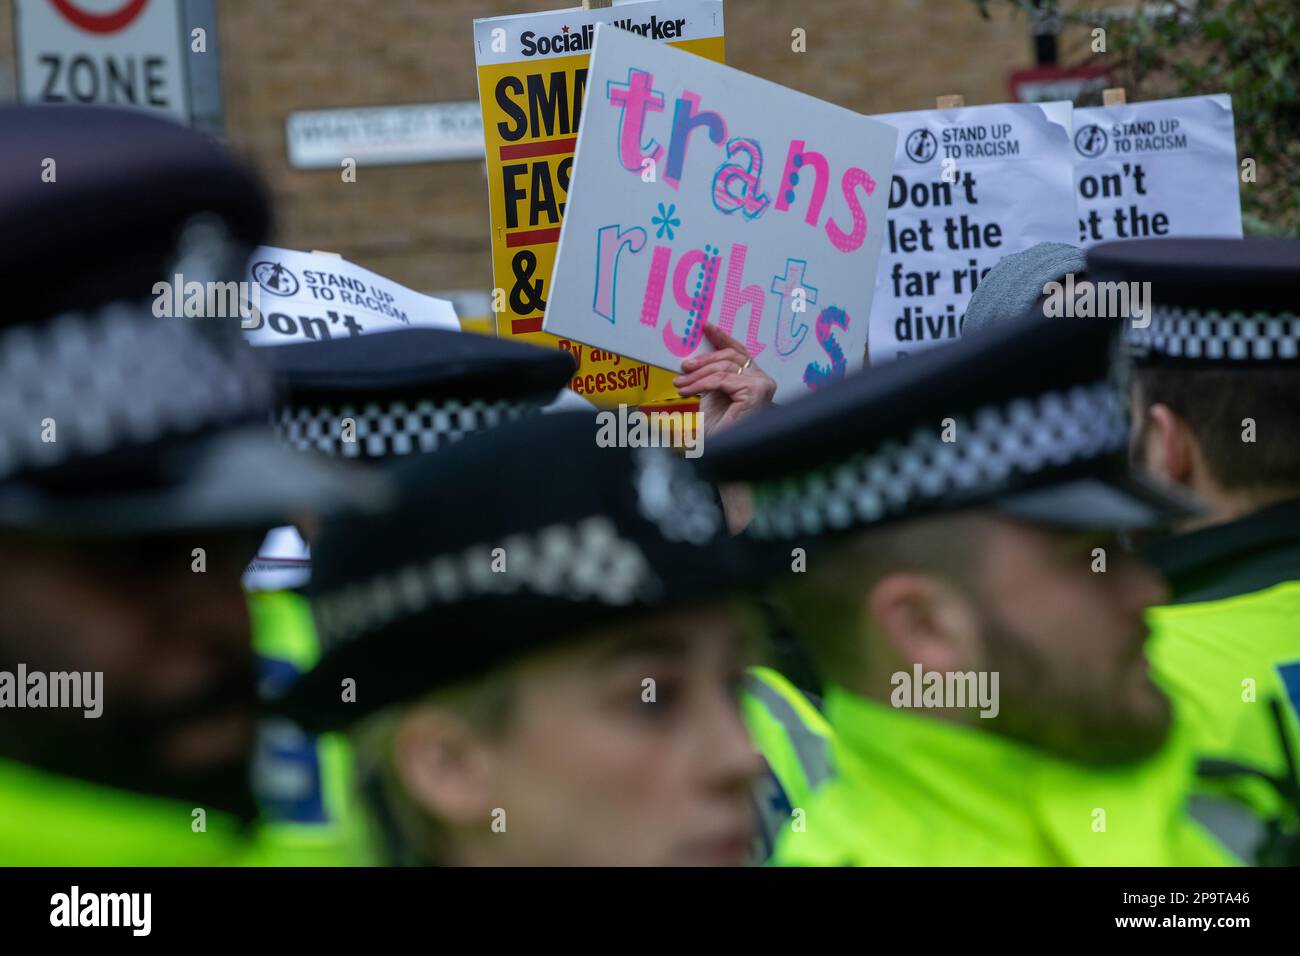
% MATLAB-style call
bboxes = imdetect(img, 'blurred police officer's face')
[782,512,1171,764]
[0,530,261,820]
[968,516,1172,763]
[393,602,761,866]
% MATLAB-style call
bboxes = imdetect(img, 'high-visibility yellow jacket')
[1145,499,1300,861]
[774,686,1235,866]
[0,757,267,866]
[249,589,368,865]
[741,666,833,861]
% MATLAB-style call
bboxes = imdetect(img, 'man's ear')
[392,706,496,827]
[1143,402,1197,488]
[867,572,981,675]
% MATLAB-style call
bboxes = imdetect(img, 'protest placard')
[544,25,897,403]
[244,526,312,592]
[867,101,1077,362]
[473,0,724,409]
[240,246,460,348]
[1074,94,1242,247]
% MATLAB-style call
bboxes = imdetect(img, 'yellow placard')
[475,3,724,410]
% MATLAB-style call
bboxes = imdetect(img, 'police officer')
[245,327,576,860]
[280,412,769,865]
[702,310,1234,865]
[1090,238,1300,862]
[0,105,375,865]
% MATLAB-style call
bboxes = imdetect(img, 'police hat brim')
[993,467,1202,531]
[0,425,390,536]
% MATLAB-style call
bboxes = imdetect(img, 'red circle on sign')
[50,0,151,34]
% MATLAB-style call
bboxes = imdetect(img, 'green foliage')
[973,0,1300,235]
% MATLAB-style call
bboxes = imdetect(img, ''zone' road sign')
[14,0,191,122]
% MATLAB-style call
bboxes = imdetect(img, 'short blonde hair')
[349,668,517,866]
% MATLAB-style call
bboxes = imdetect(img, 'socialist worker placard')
[473,0,724,409]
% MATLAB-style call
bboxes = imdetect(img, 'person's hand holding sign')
[674,324,777,435]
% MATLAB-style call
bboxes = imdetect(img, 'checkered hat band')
[1127,304,1300,363]
[749,381,1129,540]
[0,304,271,482]
[273,398,541,459]
[312,515,663,652]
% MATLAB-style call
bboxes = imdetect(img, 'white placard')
[243,527,311,593]
[867,101,1078,362]
[286,102,485,169]
[14,0,190,122]
[544,25,897,402]
[241,246,460,348]
[1074,94,1242,247]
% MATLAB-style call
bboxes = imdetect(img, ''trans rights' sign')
[545,25,897,402]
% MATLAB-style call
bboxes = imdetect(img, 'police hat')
[701,313,1199,540]
[0,105,381,535]
[263,328,577,460]
[0,105,268,323]
[1088,238,1300,367]
[279,412,766,731]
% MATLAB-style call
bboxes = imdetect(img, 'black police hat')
[262,328,577,460]
[0,104,268,324]
[279,412,766,731]
[1088,238,1300,367]
[701,312,1199,540]
[0,105,381,535]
